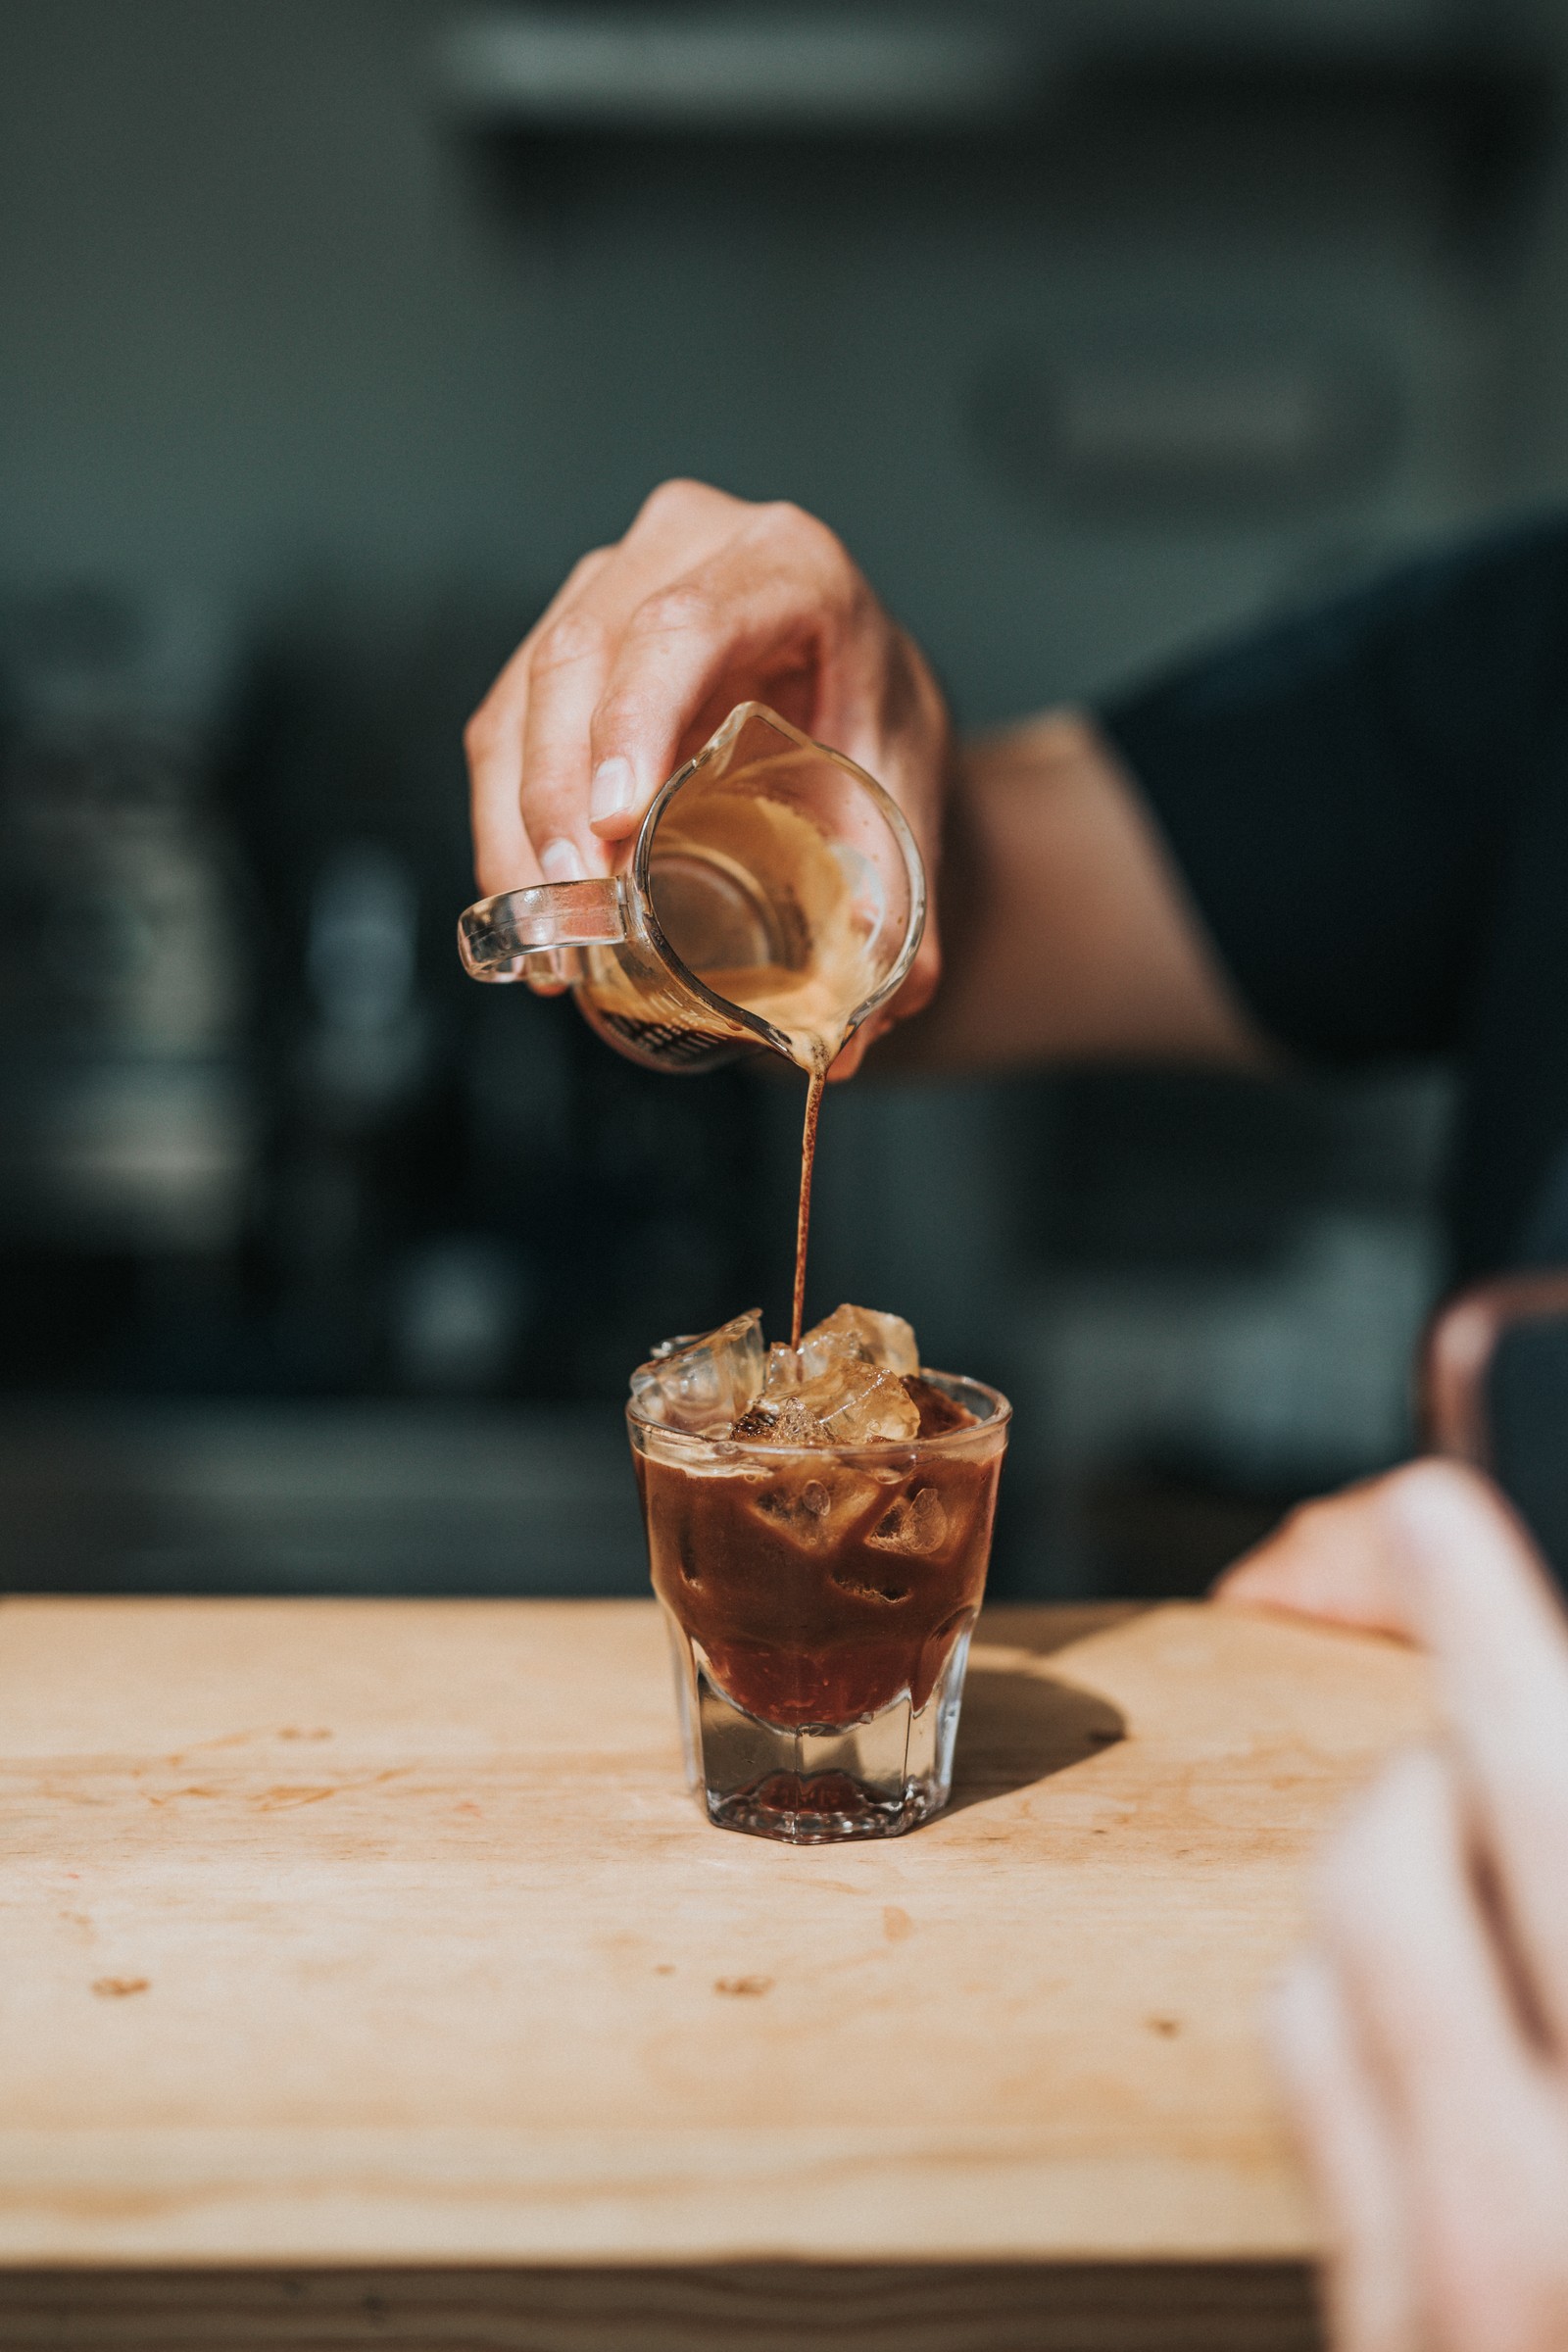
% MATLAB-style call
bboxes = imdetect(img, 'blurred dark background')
[1,0,1558,1600]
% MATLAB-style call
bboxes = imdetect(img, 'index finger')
[581,503,871,843]
[466,546,613,895]
[1308,1749,1563,2347]
[1269,1952,1417,2352]
[1377,1460,1568,2053]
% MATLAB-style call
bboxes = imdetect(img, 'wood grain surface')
[0,1596,1431,2281]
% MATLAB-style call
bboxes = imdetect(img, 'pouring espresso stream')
[649,821,876,1347]
[458,702,926,1338]
[660,967,851,1349]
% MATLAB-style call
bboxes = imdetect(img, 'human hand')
[1227,1463,1568,2352]
[465,479,951,1072]
[1212,1472,1426,1641]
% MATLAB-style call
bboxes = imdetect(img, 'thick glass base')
[665,1619,975,1843]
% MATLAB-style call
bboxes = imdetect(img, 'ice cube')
[762,1343,804,1397]
[743,1459,884,1550]
[630,1308,763,1434]
[796,1329,856,1384]
[799,1361,920,1445]
[769,1397,829,1446]
[867,1485,948,1555]
[728,1393,829,1446]
[799,1303,919,1378]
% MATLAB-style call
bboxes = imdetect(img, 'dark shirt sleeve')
[1095,512,1568,1063]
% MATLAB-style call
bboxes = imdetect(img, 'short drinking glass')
[629,1374,1010,1842]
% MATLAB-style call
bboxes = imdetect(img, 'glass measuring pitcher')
[457,702,924,1075]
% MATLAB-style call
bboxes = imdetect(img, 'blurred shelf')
[440,2,1547,200]
[440,12,1040,134]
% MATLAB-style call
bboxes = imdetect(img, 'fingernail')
[539,837,587,883]
[589,755,637,827]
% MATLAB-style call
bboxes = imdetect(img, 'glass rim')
[625,1366,1011,1460]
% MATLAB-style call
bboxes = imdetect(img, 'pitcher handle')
[457,877,629,984]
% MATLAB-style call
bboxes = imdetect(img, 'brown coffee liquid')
[790,1066,824,1350]
[634,1420,992,1721]
[637,1427,1001,1730]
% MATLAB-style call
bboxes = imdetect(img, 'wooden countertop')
[0,1593,1431,2284]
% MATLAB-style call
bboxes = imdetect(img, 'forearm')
[878,709,1266,1076]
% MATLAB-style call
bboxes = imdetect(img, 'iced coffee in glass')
[463,699,1008,1838]
[628,1303,1010,1843]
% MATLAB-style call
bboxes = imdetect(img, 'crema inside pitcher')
[648,780,882,1074]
